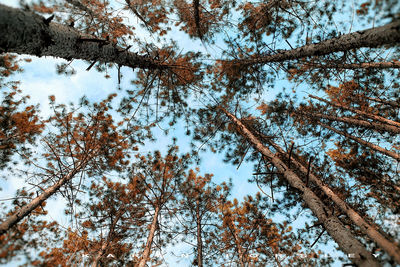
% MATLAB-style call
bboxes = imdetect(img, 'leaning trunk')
[220,107,380,267]
[0,158,89,236]
[230,20,400,66]
[302,111,400,134]
[309,95,400,129]
[269,140,400,265]
[317,121,400,161]
[137,205,160,267]
[0,4,165,70]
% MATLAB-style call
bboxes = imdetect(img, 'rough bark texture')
[231,20,400,66]
[309,94,400,129]
[318,121,400,161]
[196,200,204,267]
[303,111,400,134]
[269,140,400,265]
[0,4,165,70]
[220,107,381,267]
[137,205,160,267]
[0,159,87,236]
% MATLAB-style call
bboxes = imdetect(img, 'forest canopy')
[0,0,399,266]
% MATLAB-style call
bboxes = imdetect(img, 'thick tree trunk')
[196,200,203,267]
[137,205,160,267]
[309,94,400,129]
[220,107,381,267]
[317,121,400,161]
[0,4,165,70]
[231,20,400,66]
[269,140,400,265]
[230,227,246,267]
[0,158,88,236]
[303,111,400,134]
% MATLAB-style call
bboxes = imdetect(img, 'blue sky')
[1,0,389,266]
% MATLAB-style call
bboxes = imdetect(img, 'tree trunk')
[304,61,400,69]
[0,4,165,70]
[230,226,246,267]
[91,210,124,267]
[230,20,400,66]
[317,121,400,161]
[220,107,381,267]
[302,111,400,134]
[364,96,400,108]
[268,140,400,265]
[309,94,400,129]
[196,200,203,267]
[0,158,88,236]
[137,205,160,267]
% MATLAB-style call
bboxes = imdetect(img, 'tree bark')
[137,205,160,267]
[220,107,381,267]
[91,210,124,267]
[364,96,400,108]
[304,61,400,69]
[230,20,400,66]
[269,140,400,265]
[0,4,165,70]
[309,94,400,129]
[302,111,400,134]
[196,200,204,267]
[0,157,88,236]
[317,121,400,161]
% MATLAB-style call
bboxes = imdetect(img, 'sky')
[0,0,380,266]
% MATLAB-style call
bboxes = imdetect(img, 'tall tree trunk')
[220,107,381,267]
[230,226,246,267]
[317,121,400,161]
[364,96,400,109]
[0,157,89,236]
[268,140,400,265]
[230,20,400,66]
[137,205,160,267]
[195,200,203,267]
[302,111,400,134]
[304,61,400,69]
[309,94,400,129]
[0,4,165,70]
[91,210,124,267]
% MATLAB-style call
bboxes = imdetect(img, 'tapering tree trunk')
[303,111,400,134]
[0,158,89,236]
[220,107,381,267]
[230,227,246,267]
[268,140,400,265]
[364,96,400,108]
[309,94,400,129]
[0,4,165,70]
[195,200,204,267]
[91,210,124,267]
[304,61,400,69]
[137,205,160,267]
[317,121,400,161]
[230,20,400,66]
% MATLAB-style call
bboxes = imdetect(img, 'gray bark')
[317,121,400,161]
[220,107,381,267]
[196,200,204,267]
[269,140,400,265]
[0,4,165,70]
[231,20,400,66]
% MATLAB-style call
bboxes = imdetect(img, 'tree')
[1,0,400,266]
